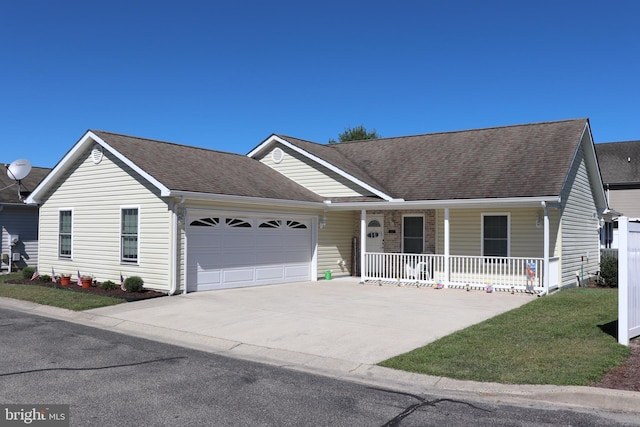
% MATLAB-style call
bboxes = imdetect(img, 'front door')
[366,215,384,253]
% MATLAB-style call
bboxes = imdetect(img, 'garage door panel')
[255,266,285,281]
[224,234,255,248]
[284,264,310,279]
[223,269,256,284]
[196,268,221,286]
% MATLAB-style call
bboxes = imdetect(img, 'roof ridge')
[91,130,248,158]
[330,118,588,145]
[597,140,640,145]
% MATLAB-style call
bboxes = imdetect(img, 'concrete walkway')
[2,278,639,417]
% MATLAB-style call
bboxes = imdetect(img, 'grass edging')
[378,288,630,386]
[0,277,125,311]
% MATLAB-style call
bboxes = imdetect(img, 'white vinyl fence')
[618,217,640,345]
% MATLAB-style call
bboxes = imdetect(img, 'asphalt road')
[0,307,637,426]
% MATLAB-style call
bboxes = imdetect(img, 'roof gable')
[249,135,396,201]
[27,130,323,205]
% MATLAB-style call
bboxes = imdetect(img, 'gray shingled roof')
[280,119,588,201]
[595,140,640,185]
[0,166,50,204]
[92,131,323,202]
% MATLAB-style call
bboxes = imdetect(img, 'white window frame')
[481,213,511,257]
[58,208,73,259]
[402,214,424,254]
[120,206,140,264]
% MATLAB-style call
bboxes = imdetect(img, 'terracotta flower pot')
[81,278,92,288]
[60,276,71,286]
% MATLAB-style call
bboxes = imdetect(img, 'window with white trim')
[121,208,139,262]
[59,210,72,258]
[482,214,509,257]
[403,216,424,254]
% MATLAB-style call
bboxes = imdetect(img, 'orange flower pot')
[60,276,71,286]
[81,278,93,288]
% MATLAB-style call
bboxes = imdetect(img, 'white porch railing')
[364,252,557,292]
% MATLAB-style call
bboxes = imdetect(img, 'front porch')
[355,205,560,294]
[363,252,560,293]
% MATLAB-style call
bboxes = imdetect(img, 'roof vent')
[91,145,103,164]
[271,147,284,164]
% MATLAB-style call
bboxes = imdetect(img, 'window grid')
[121,208,138,262]
[59,210,72,258]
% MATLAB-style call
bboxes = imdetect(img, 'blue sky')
[1,1,638,168]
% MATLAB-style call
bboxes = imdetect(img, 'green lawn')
[379,287,630,386]
[0,274,124,311]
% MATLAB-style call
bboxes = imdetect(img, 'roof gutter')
[323,196,562,211]
[168,190,324,209]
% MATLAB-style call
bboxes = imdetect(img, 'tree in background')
[328,125,380,143]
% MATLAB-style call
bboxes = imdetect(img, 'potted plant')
[80,275,93,289]
[59,274,71,286]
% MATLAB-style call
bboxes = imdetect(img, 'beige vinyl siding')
[608,188,640,219]
[435,208,558,258]
[258,144,373,197]
[37,149,173,290]
[317,211,353,278]
[559,141,601,288]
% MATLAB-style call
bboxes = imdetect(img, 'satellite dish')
[7,159,32,181]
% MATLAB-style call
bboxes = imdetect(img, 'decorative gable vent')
[271,147,284,164]
[91,145,104,164]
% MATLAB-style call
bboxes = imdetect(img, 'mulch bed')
[582,279,640,392]
[4,278,166,302]
[591,338,640,392]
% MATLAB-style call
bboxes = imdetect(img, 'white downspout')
[539,201,550,297]
[169,196,185,295]
[444,208,450,288]
[360,209,366,284]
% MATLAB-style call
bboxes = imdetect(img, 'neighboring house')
[0,165,50,272]
[26,118,607,294]
[594,140,640,249]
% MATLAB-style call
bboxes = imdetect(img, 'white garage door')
[187,214,312,291]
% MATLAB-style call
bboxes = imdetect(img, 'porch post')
[543,203,550,294]
[444,207,450,287]
[360,209,366,284]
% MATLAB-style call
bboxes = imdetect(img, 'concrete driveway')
[85,278,534,368]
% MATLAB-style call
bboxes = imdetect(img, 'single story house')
[1,165,50,272]
[594,140,640,249]
[26,118,608,294]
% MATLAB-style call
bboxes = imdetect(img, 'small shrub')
[22,267,36,279]
[100,280,118,290]
[39,275,51,282]
[124,276,144,293]
[599,256,618,288]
